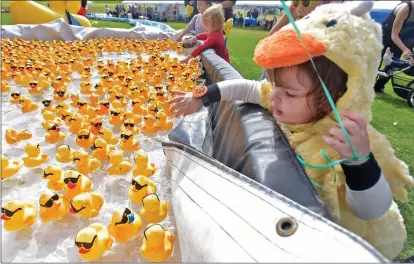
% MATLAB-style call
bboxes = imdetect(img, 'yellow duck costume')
[252,2,414,259]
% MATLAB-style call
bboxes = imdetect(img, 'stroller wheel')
[408,89,414,108]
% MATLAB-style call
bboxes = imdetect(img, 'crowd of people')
[105,4,155,20]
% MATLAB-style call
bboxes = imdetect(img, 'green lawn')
[1,14,413,259]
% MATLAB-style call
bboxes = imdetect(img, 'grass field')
[1,14,413,259]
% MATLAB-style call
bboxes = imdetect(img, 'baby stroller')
[377,47,414,107]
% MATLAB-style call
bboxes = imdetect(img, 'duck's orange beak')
[254,29,327,69]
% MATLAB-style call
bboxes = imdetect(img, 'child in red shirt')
[181,4,230,63]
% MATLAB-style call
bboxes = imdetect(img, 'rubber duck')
[2,80,10,92]
[39,190,69,223]
[89,116,103,136]
[108,208,142,243]
[45,122,66,144]
[120,130,140,152]
[68,113,88,135]
[93,83,107,96]
[55,102,69,116]
[159,101,175,117]
[27,81,45,95]
[121,118,140,135]
[38,74,51,89]
[63,170,93,200]
[54,87,68,103]
[22,143,49,167]
[80,82,93,95]
[60,109,74,125]
[5,129,32,144]
[155,111,173,131]
[56,144,75,163]
[70,93,79,108]
[73,149,101,175]
[107,150,133,176]
[133,153,157,177]
[141,114,159,134]
[98,128,119,145]
[77,100,97,118]
[128,86,141,100]
[75,223,113,261]
[111,96,127,109]
[69,192,104,219]
[128,176,157,204]
[41,99,56,113]
[1,155,22,180]
[1,200,38,232]
[82,67,92,77]
[109,108,125,126]
[140,224,175,262]
[89,95,100,108]
[91,139,116,162]
[131,99,148,116]
[140,194,170,224]
[10,92,21,104]
[19,96,39,113]
[43,165,65,191]
[96,100,110,116]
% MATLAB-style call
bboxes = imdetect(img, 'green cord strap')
[280,0,369,188]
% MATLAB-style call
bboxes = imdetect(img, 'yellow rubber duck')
[60,109,74,125]
[155,111,173,131]
[55,102,69,116]
[2,80,10,92]
[121,118,140,135]
[39,190,69,223]
[77,100,97,119]
[93,83,107,96]
[91,138,116,162]
[68,113,88,135]
[63,170,93,200]
[69,192,104,218]
[97,100,110,116]
[42,164,64,190]
[76,129,96,149]
[22,143,49,168]
[140,194,170,224]
[10,91,22,104]
[19,96,39,113]
[1,200,38,232]
[108,208,142,243]
[73,149,101,175]
[82,67,92,77]
[141,114,159,134]
[140,224,175,262]
[128,176,157,205]
[120,130,140,152]
[80,82,93,95]
[41,99,56,113]
[45,122,66,144]
[70,93,79,108]
[56,144,75,163]
[27,81,45,95]
[1,155,22,180]
[99,128,119,145]
[75,223,113,261]
[131,99,148,116]
[109,108,125,126]
[89,94,100,109]
[53,87,68,103]
[89,116,103,136]
[132,153,156,177]
[5,129,32,145]
[42,110,62,130]
[107,150,133,176]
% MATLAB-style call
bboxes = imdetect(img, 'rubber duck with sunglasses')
[108,207,142,243]
[39,190,69,223]
[41,99,55,113]
[128,175,157,204]
[120,130,140,152]
[75,223,113,261]
[63,170,93,200]
[89,116,103,136]
[45,122,66,144]
[1,200,38,231]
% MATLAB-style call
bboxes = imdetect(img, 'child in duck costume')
[169,2,414,260]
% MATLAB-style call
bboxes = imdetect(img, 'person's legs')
[374,41,402,92]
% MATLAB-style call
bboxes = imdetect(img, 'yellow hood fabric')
[256,2,414,260]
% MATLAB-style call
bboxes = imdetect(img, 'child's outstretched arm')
[176,16,197,41]
[169,79,262,117]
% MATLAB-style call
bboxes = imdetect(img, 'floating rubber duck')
[70,93,79,108]
[69,192,104,218]
[111,96,127,109]
[159,101,175,117]
[19,96,39,113]
[39,190,69,223]
[140,224,175,262]
[140,194,170,224]
[93,83,107,96]
[56,144,76,163]
[27,81,45,95]
[141,114,158,134]
[68,113,88,135]
[42,110,62,130]
[10,92,22,104]
[2,80,10,92]
[89,95,100,108]
[63,170,93,200]
[132,152,157,177]
[91,138,115,162]
[42,165,65,191]
[131,99,148,116]
[120,130,140,152]
[76,129,96,149]
[1,200,38,232]
[82,67,92,77]
[5,129,32,145]
[121,118,140,135]
[55,102,69,116]
[155,111,173,131]
[128,176,157,205]
[53,87,68,103]
[1,155,22,180]
[98,128,119,145]
[109,108,125,126]
[108,208,142,243]
[45,122,66,144]
[80,82,93,95]
[77,100,97,118]
[41,99,56,113]
[107,150,133,176]
[96,100,110,116]
[75,223,113,261]
[89,116,103,136]
[60,109,74,125]
[73,149,101,175]
[22,143,49,168]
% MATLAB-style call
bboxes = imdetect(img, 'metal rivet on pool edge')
[276,217,298,237]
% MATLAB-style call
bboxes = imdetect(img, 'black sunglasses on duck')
[75,235,97,249]
[40,193,59,208]
[1,207,22,217]
[120,134,132,140]
[78,133,90,140]
[114,208,132,226]
[64,174,81,184]
[131,179,147,190]
[111,111,120,116]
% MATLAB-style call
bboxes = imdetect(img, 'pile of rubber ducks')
[1,37,203,262]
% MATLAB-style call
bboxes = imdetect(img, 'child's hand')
[322,112,370,166]
[180,57,190,64]
[168,91,203,117]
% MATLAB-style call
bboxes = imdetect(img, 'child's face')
[197,1,209,14]
[269,67,316,124]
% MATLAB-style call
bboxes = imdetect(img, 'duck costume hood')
[253,1,413,260]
